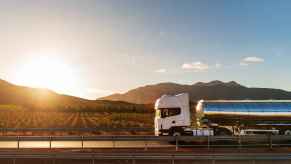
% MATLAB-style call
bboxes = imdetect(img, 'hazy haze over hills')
[100,80,291,104]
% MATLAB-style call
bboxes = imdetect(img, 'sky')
[0,0,291,99]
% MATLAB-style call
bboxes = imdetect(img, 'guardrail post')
[49,136,52,149]
[113,136,116,148]
[171,155,175,164]
[144,140,148,151]
[81,136,84,149]
[175,136,178,151]
[212,159,215,164]
[208,135,210,149]
[269,134,272,149]
[238,135,241,149]
[91,154,95,164]
[17,136,20,149]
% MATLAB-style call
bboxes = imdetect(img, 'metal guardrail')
[0,135,170,141]
[0,136,290,163]
[0,127,154,132]
[0,152,290,160]
[0,135,290,150]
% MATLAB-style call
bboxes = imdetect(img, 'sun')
[15,57,78,94]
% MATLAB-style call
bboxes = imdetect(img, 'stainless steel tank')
[196,100,291,125]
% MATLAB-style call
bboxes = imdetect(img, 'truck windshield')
[159,108,181,118]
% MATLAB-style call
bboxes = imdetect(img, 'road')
[0,150,291,164]
[0,140,173,149]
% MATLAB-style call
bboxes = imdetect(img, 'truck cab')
[154,93,191,136]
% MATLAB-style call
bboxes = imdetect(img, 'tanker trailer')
[196,100,291,135]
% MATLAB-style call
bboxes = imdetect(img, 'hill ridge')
[100,80,291,104]
[0,78,147,111]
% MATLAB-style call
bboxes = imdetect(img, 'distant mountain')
[0,79,148,111]
[0,79,85,108]
[99,80,291,104]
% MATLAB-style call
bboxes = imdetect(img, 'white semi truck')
[154,93,291,136]
[154,93,213,136]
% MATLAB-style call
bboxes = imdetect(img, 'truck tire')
[169,127,183,136]
[172,132,181,137]
[284,130,291,135]
[214,127,233,136]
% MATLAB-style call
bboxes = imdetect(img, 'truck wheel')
[173,132,181,137]
[284,130,291,135]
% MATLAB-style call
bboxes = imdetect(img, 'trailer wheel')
[284,130,291,135]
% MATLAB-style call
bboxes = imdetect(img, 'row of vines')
[0,111,154,129]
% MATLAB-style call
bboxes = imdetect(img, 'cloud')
[155,68,167,73]
[215,63,222,69]
[182,62,209,71]
[155,68,166,73]
[240,56,264,66]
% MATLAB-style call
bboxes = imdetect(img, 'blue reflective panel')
[219,104,227,112]
[204,102,291,113]
[288,104,291,112]
[248,103,260,112]
[273,103,281,112]
[212,104,220,111]
[278,103,286,112]
[205,104,219,112]
[212,105,220,112]
[219,105,226,111]
[270,103,275,111]
[272,103,281,112]
[264,103,274,112]
[231,103,239,112]
[244,103,251,113]
[285,103,291,112]
[212,104,220,112]
[224,103,236,112]
[218,103,228,112]
[271,104,278,112]
[259,103,267,112]
[239,104,249,112]
[214,104,222,111]
[279,103,289,112]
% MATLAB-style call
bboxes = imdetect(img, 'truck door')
[160,108,181,129]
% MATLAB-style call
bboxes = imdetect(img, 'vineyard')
[0,111,153,128]
[0,105,154,135]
